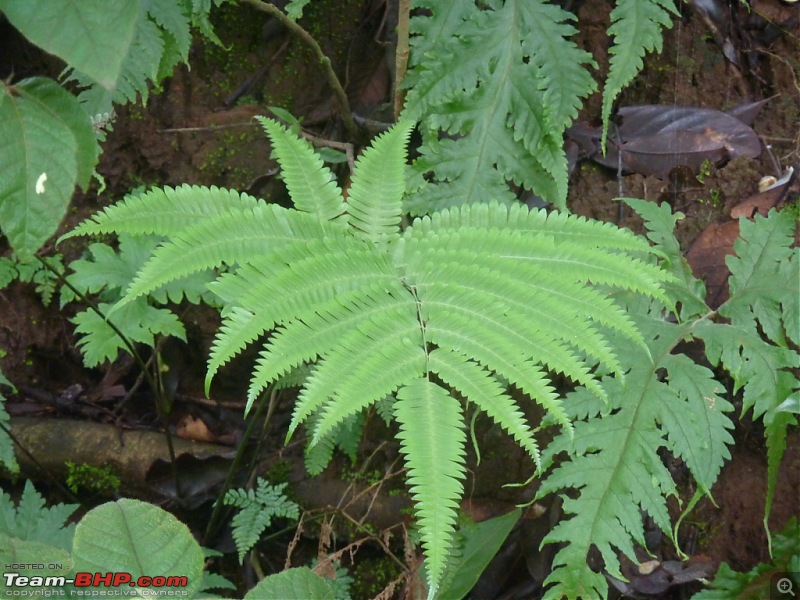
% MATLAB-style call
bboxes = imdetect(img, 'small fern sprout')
[66,117,672,598]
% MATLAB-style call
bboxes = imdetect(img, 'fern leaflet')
[601,0,678,147]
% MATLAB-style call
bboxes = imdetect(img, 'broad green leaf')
[72,499,204,598]
[243,567,335,600]
[436,509,521,600]
[0,78,98,259]
[0,0,139,90]
[285,0,312,20]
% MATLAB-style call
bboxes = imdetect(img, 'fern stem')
[241,0,362,141]
[203,386,278,544]
[35,256,183,498]
[405,280,429,374]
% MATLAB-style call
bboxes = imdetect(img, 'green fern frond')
[601,0,677,148]
[292,306,423,440]
[257,118,347,223]
[395,379,467,600]
[404,201,660,259]
[724,210,797,348]
[693,209,798,547]
[521,1,597,135]
[403,0,596,211]
[69,1,217,116]
[148,1,192,79]
[533,201,797,598]
[346,121,414,243]
[71,119,673,597]
[217,239,401,319]
[224,480,299,563]
[304,411,364,475]
[118,206,334,305]
[420,307,570,431]
[537,324,734,599]
[0,480,78,552]
[205,307,261,394]
[62,185,263,241]
[246,294,409,406]
[409,260,621,375]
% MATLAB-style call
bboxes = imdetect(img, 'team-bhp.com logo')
[3,566,188,596]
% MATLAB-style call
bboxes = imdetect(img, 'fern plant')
[0,255,63,306]
[224,479,300,563]
[537,201,798,599]
[0,480,78,553]
[61,232,217,367]
[65,118,671,597]
[402,0,676,212]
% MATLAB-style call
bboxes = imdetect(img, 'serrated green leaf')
[72,300,186,367]
[0,78,98,259]
[403,0,595,211]
[224,480,299,562]
[258,117,346,223]
[537,319,735,598]
[72,499,204,597]
[0,0,139,90]
[395,379,466,599]
[723,210,798,347]
[601,0,677,148]
[0,481,77,551]
[346,121,414,242]
[244,567,335,600]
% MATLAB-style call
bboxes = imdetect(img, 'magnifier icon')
[778,578,796,597]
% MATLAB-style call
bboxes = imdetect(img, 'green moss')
[265,460,293,483]
[65,462,121,495]
[350,555,401,599]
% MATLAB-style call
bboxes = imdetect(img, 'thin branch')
[241,0,362,141]
[394,0,411,120]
